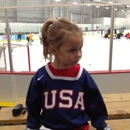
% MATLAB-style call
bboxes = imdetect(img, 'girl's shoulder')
[33,65,47,80]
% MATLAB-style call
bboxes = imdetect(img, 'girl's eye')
[69,49,75,52]
[79,47,82,50]
[80,46,83,49]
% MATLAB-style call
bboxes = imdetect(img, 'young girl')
[26,18,112,130]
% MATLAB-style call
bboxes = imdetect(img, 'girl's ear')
[50,45,57,55]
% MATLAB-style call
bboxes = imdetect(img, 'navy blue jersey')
[26,63,108,130]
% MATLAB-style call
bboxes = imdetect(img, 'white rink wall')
[0,72,130,100]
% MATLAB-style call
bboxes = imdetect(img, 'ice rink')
[0,35,130,71]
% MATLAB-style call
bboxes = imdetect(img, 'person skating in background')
[107,28,110,35]
[26,33,34,46]
[114,29,117,34]
[17,31,22,42]
[116,32,123,39]
[125,32,130,38]
[26,17,112,130]
[101,30,109,38]
[125,32,130,39]
[116,33,121,39]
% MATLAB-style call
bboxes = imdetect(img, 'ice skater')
[26,33,34,46]
[17,31,22,42]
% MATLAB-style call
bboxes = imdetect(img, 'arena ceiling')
[0,0,130,23]
[0,0,130,8]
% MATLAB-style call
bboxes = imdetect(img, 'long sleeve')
[26,76,42,129]
[84,72,108,130]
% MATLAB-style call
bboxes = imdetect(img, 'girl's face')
[52,35,83,69]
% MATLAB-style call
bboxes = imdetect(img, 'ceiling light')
[106,7,109,9]
[108,1,113,3]
[96,6,100,8]
[55,0,61,1]
[93,0,101,1]
[73,2,78,4]
[127,10,130,12]
[115,8,117,10]
[121,9,124,11]
[87,4,91,6]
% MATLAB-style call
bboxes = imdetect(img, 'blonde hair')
[41,17,83,61]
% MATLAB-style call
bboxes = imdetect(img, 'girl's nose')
[76,51,82,58]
